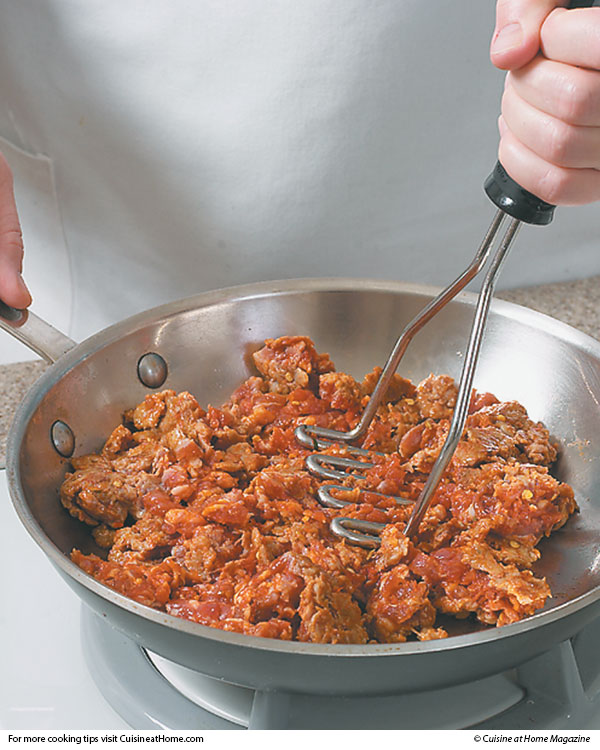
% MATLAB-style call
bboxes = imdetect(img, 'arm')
[491,0,600,204]
[0,152,31,307]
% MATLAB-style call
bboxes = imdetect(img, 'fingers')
[494,5,600,206]
[502,78,600,169]
[491,0,566,71]
[498,123,600,204]
[0,153,31,309]
[508,58,600,127]
[541,7,600,70]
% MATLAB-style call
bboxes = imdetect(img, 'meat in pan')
[60,336,576,644]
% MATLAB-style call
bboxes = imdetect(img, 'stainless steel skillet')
[3,279,600,701]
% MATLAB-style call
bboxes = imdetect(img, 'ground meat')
[91,524,116,549]
[111,441,165,475]
[359,395,423,454]
[399,419,448,472]
[129,392,167,430]
[361,367,416,403]
[60,455,142,527]
[65,335,576,644]
[409,538,551,627]
[165,593,294,640]
[395,399,557,475]
[108,514,177,564]
[458,401,557,467]
[447,461,576,545]
[367,565,439,643]
[416,374,457,420]
[252,336,335,394]
[170,524,242,580]
[213,443,267,475]
[234,552,307,623]
[72,551,186,609]
[102,425,135,457]
[319,371,363,412]
[298,576,368,644]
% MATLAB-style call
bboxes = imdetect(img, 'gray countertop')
[1,274,599,468]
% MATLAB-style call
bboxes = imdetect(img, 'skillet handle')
[485,0,600,224]
[0,300,76,364]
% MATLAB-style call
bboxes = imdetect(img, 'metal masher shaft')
[295,210,508,452]
[352,210,509,442]
[403,213,521,538]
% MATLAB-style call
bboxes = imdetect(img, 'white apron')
[0,0,597,362]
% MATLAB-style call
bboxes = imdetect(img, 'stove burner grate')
[81,607,600,730]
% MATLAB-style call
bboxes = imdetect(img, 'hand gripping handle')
[484,0,600,225]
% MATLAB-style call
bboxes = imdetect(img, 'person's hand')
[491,0,600,205]
[0,152,31,309]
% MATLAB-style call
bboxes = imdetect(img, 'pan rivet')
[51,420,75,458]
[137,352,168,389]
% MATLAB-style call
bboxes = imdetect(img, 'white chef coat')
[0,0,597,358]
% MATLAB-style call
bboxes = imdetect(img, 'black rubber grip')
[485,0,600,224]
[484,162,555,225]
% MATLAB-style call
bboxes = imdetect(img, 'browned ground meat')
[63,336,576,643]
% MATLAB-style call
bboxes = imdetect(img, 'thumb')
[0,153,32,309]
[490,0,567,70]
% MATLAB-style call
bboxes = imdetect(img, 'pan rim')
[8,276,600,658]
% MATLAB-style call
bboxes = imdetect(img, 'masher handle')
[485,0,600,225]
[484,162,555,225]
